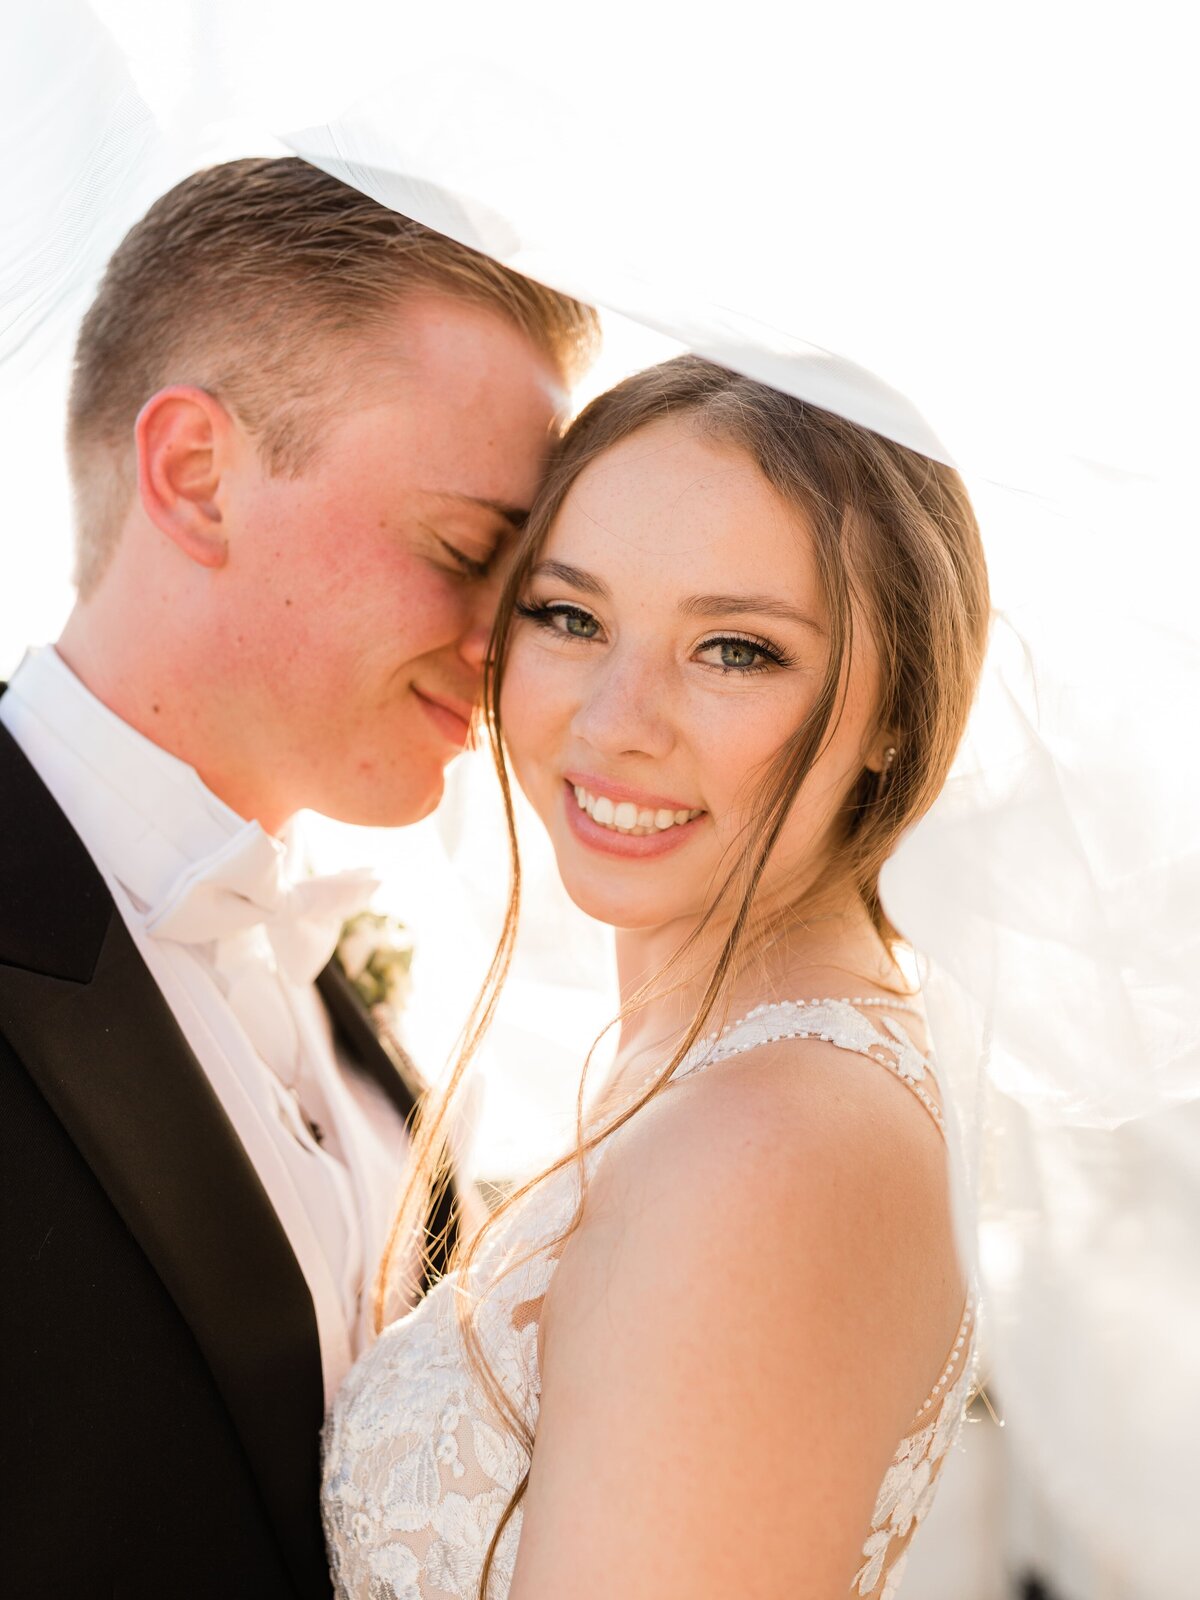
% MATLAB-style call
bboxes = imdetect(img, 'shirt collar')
[2,645,264,914]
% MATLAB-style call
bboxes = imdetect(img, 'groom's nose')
[458,617,491,672]
[457,568,504,671]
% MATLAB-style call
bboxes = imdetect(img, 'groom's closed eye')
[418,495,531,580]
[432,534,494,581]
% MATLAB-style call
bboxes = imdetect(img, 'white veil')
[7,0,1195,1132]
[4,4,1198,1581]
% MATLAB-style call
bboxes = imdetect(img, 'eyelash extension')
[513,598,599,632]
[699,632,796,674]
[515,602,795,674]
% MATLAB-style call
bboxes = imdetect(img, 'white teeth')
[572,785,703,835]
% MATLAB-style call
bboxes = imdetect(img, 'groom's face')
[223,295,566,827]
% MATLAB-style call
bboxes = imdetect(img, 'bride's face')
[501,417,884,933]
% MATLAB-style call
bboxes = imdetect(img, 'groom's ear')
[134,386,235,569]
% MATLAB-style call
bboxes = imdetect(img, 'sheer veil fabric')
[3,2,1198,1577]
[5,0,1195,1144]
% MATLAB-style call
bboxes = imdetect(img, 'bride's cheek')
[499,657,555,777]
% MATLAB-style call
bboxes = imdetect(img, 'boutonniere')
[336,910,415,1020]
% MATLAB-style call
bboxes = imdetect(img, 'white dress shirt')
[0,645,410,1401]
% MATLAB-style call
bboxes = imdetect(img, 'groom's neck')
[56,602,292,837]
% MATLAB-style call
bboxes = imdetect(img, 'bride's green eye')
[717,640,760,669]
[561,611,599,639]
[514,599,603,640]
[696,633,787,674]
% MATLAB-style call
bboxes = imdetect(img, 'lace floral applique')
[323,1000,973,1600]
[853,1361,974,1596]
[322,1166,578,1599]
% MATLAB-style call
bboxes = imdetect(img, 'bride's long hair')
[378,354,990,1593]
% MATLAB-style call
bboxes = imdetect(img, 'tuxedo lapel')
[316,957,422,1125]
[0,715,329,1599]
[316,958,460,1284]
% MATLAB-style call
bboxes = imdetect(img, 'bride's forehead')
[550,421,812,573]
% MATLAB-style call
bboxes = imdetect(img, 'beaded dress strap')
[681,996,945,1140]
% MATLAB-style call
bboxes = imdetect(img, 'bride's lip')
[563,770,700,815]
[412,688,474,744]
[562,779,705,859]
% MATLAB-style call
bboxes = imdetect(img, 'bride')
[322,354,990,1599]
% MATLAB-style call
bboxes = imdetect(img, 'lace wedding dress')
[322,1000,976,1599]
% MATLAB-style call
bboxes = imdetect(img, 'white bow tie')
[144,821,379,985]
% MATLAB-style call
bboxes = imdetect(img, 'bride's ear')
[134,385,235,569]
[863,732,900,774]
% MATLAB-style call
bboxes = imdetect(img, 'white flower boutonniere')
[336,910,415,1020]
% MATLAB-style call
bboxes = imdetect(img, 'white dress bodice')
[322,1000,976,1600]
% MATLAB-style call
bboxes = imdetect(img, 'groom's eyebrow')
[439,492,530,530]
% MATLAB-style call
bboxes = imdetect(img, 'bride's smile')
[563,775,706,853]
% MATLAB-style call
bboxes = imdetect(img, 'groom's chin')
[310,768,448,832]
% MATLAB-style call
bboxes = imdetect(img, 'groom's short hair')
[66,157,600,597]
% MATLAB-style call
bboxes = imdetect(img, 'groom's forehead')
[341,323,567,514]
[373,292,569,390]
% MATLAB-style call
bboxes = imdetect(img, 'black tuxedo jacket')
[0,702,456,1599]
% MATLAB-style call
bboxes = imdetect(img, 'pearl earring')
[878,745,897,797]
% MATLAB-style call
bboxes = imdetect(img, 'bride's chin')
[556,867,691,933]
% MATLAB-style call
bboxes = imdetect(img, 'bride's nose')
[570,647,676,761]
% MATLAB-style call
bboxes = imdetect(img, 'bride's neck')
[611,901,901,1069]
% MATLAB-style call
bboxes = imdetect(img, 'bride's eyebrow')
[529,560,609,596]
[680,592,826,635]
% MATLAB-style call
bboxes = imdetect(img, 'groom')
[0,158,596,1599]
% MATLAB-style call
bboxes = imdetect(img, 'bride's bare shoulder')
[522,1031,968,1597]
[548,1026,963,1404]
[590,1027,952,1256]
